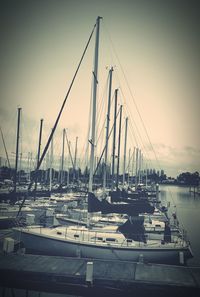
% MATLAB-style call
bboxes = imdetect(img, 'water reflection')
[160,185,200,266]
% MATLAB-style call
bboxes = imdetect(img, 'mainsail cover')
[88,192,154,215]
[117,216,146,242]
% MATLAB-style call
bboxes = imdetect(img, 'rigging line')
[121,94,152,162]
[124,108,139,147]
[65,133,75,170]
[94,107,120,177]
[125,150,134,173]
[0,127,11,168]
[120,61,161,167]
[114,79,140,148]
[96,74,109,128]
[103,23,161,167]
[96,93,108,155]
[17,22,96,217]
[116,83,145,152]
[96,75,112,157]
[96,115,106,149]
[96,117,109,162]
[78,81,93,171]
[1,110,17,160]
[80,81,112,171]
[20,116,32,159]
[117,101,153,173]
[36,23,96,172]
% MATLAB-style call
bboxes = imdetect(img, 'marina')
[1,185,200,296]
[1,1,200,296]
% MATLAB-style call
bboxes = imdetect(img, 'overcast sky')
[0,0,200,177]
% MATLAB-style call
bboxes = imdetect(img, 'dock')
[0,253,200,296]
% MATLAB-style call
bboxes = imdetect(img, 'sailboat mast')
[88,16,101,192]
[49,130,53,192]
[37,119,43,168]
[13,107,21,194]
[34,118,43,196]
[127,148,131,186]
[135,147,139,189]
[116,105,122,189]
[73,136,78,183]
[131,147,136,185]
[138,149,141,184]
[61,128,66,185]
[122,117,128,187]
[103,67,113,191]
[111,89,118,190]
[145,163,148,188]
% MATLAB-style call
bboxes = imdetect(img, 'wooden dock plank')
[0,253,200,296]
[135,262,196,287]
[93,260,136,281]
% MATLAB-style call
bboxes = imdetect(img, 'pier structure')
[0,253,200,296]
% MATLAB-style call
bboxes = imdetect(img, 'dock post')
[86,261,93,285]
[138,254,144,263]
[3,237,14,254]
[156,183,159,200]
[179,251,184,265]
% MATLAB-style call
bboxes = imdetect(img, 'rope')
[17,22,96,217]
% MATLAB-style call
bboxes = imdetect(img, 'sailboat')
[13,17,193,265]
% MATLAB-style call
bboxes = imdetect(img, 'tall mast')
[122,117,128,187]
[141,152,143,184]
[135,147,139,189]
[27,152,30,182]
[13,107,21,194]
[73,136,78,183]
[37,119,43,168]
[145,163,148,188]
[103,67,113,191]
[88,16,101,192]
[60,128,66,185]
[131,147,136,185]
[34,118,43,196]
[67,150,70,186]
[138,149,141,184]
[19,152,22,184]
[29,152,32,182]
[111,89,118,190]
[116,105,122,189]
[68,141,71,184]
[127,148,131,186]
[49,130,53,192]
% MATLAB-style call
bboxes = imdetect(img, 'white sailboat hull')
[13,227,192,265]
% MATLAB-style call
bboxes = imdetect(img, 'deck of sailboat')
[13,225,188,250]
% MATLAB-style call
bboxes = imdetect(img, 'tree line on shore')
[0,165,199,187]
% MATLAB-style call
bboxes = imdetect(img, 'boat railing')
[58,227,188,248]
[18,224,190,249]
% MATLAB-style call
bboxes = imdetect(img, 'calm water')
[160,185,200,266]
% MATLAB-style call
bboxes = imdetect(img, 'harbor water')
[160,185,200,266]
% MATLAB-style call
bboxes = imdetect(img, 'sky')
[0,0,200,177]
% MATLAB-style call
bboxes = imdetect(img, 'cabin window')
[106,238,116,242]
[90,237,103,241]
[155,224,161,227]
[74,234,79,238]
[57,231,62,235]
[127,239,132,243]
